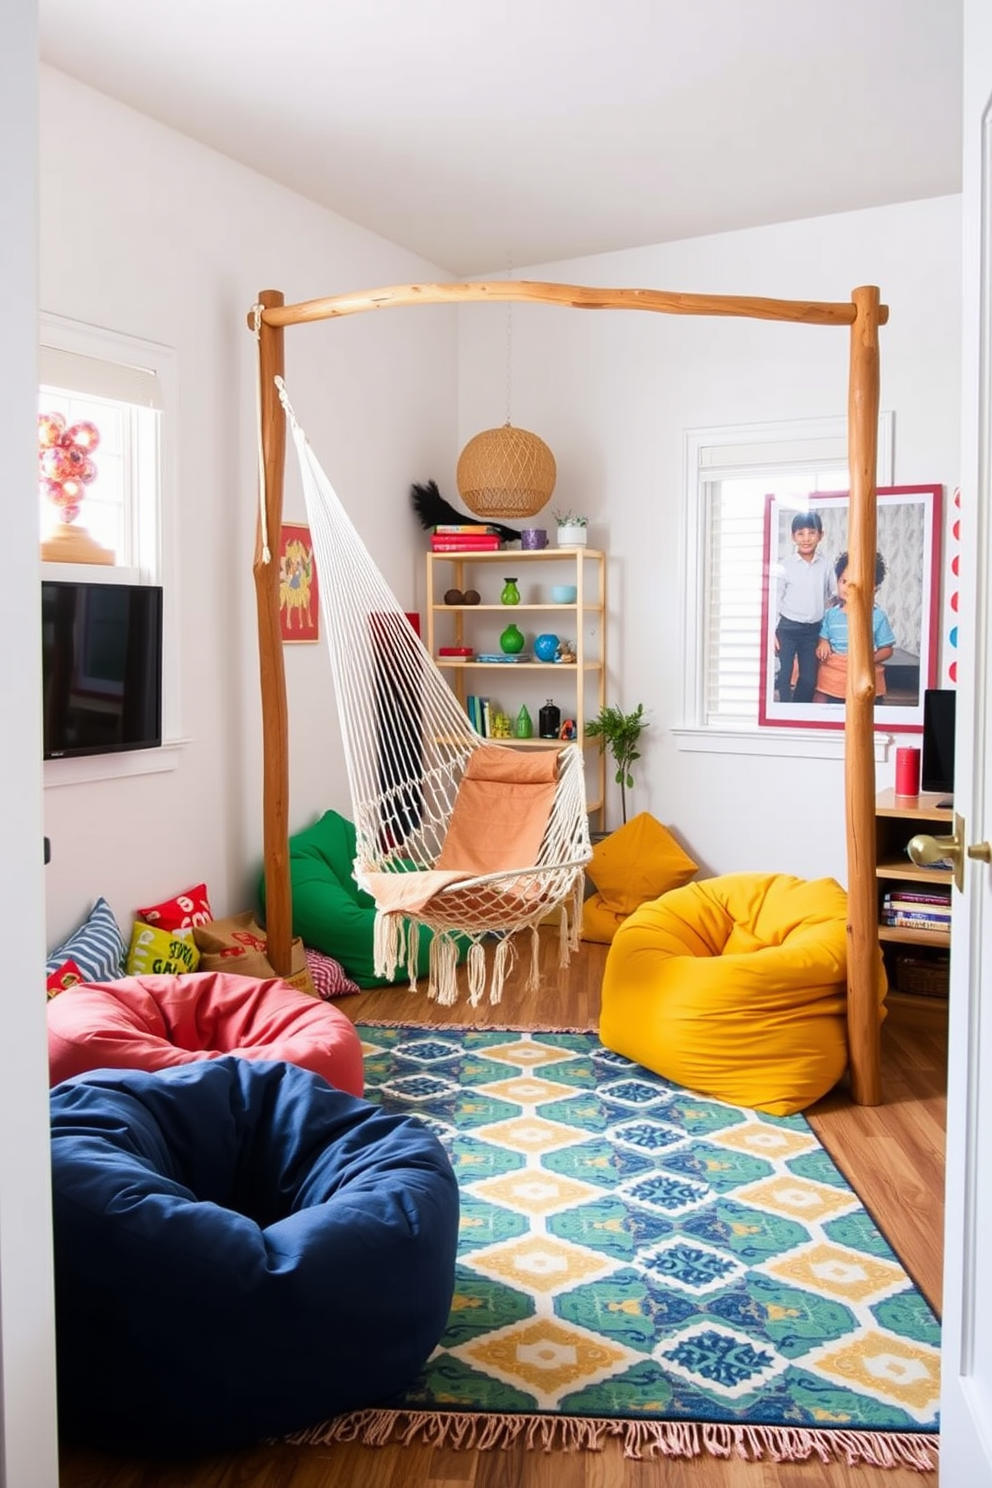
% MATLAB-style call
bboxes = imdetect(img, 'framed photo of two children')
[758,484,942,731]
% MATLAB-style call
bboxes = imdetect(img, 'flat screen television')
[921,687,956,796]
[42,580,163,760]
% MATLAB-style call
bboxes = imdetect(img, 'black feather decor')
[410,480,521,544]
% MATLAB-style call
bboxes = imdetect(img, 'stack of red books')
[430,524,503,552]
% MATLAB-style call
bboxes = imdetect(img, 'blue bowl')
[551,585,577,604]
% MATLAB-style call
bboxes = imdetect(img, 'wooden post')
[845,285,883,1106]
[251,289,292,976]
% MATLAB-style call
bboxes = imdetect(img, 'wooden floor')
[59,935,947,1488]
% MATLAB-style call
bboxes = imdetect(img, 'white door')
[939,1,992,1479]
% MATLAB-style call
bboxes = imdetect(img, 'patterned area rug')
[290,1025,939,1470]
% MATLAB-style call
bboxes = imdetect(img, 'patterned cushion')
[125,922,200,977]
[136,883,213,932]
[46,898,126,985]
[47,960,84,999]
[304,946,360,999]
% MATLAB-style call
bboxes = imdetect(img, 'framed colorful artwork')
[758,484,942,732]
[279,522,319,644]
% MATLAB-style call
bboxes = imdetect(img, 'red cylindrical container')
[895,746,921,797]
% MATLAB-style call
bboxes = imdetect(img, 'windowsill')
[40,561,143,584]
[672,726,895,762]
[43,738,188,788]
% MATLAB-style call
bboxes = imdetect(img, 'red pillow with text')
[136,883,213,932]
[47,959,85,999]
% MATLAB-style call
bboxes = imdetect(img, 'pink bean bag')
[46,971,364,1096]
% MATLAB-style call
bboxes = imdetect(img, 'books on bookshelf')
[880,886,951,932]
[433,524,499,534]
[883,888,952,905]
[430,525,503,552]
[881,915,951,933]
[431,539,503,552]
[465,695,492,736]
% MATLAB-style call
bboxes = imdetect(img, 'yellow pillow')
[587,812,698,914]
[580,894,629,945]
[126,922,200,977]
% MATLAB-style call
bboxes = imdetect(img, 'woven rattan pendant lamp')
[456,285,556,520]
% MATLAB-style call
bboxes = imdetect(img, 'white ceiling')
[38,0,963,277]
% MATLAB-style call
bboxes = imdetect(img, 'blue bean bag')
[50,1057,459,1453]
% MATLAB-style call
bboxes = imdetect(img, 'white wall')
[455,197,962,883]
[39,65,459,951]
[0,5,61,1483]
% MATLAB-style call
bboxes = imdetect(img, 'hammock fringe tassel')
[374,911,553,1007]
[284,1409,938,1471]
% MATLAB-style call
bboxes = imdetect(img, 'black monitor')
[920,688,956,795]
[42,580,163,760]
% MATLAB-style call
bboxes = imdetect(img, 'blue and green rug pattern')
[296,1025,939,1469]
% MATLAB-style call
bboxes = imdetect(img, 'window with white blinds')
[685,416,893,731]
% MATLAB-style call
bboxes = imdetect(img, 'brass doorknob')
[907,815,965,891]
[968,840,992,864]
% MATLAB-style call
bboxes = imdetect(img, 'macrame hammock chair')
[274,379,592,1007]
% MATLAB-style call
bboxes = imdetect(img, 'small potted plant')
[584,702,648,826]
[553,509,589,548]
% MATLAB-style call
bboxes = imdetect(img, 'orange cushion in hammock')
[363,746,561,917]
[436,746,559,876]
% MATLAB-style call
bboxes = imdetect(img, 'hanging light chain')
[505,255,514,427]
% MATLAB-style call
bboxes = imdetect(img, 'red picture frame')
[279,522,319,644]
[759,484,942,731]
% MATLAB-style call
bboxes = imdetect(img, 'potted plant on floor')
[585,702,647,826]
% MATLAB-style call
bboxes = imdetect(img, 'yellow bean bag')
[600,872,886,1116]
[581,812,698,944]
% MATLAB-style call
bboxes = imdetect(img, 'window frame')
[39,312,184,785]
[676,413,894,759]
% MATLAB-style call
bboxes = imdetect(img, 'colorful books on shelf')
[430,526,503,552]
[433,524,500,534]
[886,886,951,898]
[465,695,492,736]
[881,888,952,932]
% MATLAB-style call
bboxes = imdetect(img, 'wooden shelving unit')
[426,547,606,828]
[875,788,953,1008]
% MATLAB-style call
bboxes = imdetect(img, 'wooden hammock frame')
[250,279,887,1105]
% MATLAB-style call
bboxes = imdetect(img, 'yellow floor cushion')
[599,872,887,1116]
[581,812,697,944]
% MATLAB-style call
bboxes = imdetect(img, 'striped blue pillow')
[46,897,127,985]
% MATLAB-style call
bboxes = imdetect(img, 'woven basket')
[893,951,950,998]
[457,424,556,520]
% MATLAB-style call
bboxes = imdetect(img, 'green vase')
[499,622,525,654]
[501,577,521,605]
[514,704,533,739]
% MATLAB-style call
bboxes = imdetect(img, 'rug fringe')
[357,1020,599,1032]
[284,1410,937,1471]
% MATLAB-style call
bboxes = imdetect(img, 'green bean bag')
[260,810,465,988]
